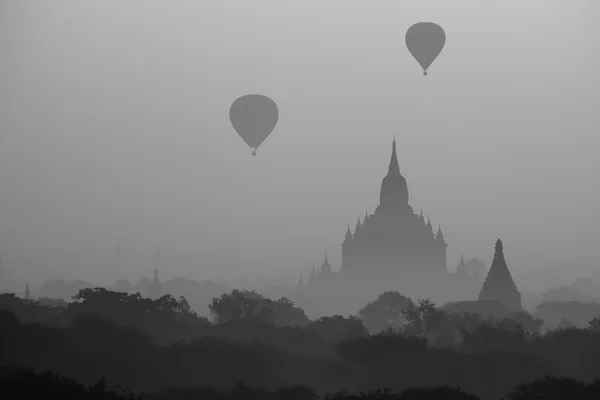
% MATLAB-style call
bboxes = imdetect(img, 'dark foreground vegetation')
[2,289,600,399]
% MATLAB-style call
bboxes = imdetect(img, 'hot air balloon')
[229,94,279,156]
[405,22,446,76]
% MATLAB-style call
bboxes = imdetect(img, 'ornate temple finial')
[388,138,400,174]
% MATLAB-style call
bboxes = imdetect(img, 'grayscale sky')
[0,0,598,290]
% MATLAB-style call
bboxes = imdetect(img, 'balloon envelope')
[229,94,279,150]
[405,22,446,73]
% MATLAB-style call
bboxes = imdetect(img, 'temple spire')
[309,264,317,284]
[388,138,400,174]
[456,254,468,276]
[345,224,352,239]
[321,253,332,274]
[478,239,522,311]
[436,224,444,240]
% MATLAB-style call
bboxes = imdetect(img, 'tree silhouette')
[507,376,589,400]
[358,291,410,334]
[308,315,368,343]
[66,288,210,344]
[209,290,309,327]
[209,289,275,324]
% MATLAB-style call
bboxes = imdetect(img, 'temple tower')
[478,239,521,311]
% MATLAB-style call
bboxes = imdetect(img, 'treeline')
[3,365,600,399]
[2,289,600,399]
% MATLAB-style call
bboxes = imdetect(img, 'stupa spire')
[478,239,521,311]
[388,137,400,174]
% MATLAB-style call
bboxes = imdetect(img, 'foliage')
[0,293,67,326]
[66,288,211,344]
[4,288,600,399]
[402,299,453,346]
[308,315,368,343]
[506,376,599,400]
[209,289,309,327]
[358,291,411,334]
[0,365,142,399]
[587,315,600,331]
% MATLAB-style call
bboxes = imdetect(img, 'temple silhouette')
[341,139,447,274]
[147,248,163,300]
[302,140,519,315]
[479,239,522,311]
[309,139,448,286]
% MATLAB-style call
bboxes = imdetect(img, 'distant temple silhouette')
[478,239,521,311]
[146,247,163,299]
[456,254,468,277]
[310,139,448,284]
[341,139,447,274]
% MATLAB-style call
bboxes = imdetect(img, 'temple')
[478,239,522,311]
[303,140,488,315]
[340,139,447,275]
[146,248,163,299]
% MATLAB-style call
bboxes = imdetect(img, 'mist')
[0,0,598,298]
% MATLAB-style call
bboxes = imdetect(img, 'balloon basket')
[252,150,257,156]
[423,71,428,76]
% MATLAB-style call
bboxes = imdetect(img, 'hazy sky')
[1,0,598,289]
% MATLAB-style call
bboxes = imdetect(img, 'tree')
[209,290,309,328]
[403,299,449,341]
[461,318,527,352]
[588,316,600,331]
[308,315,368,343]
[269,297,309,327]
[508,310,544,333]
[507,376,588,400]
[67,288,208,344]
[358,290,411,334]
[209,290,274,324]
